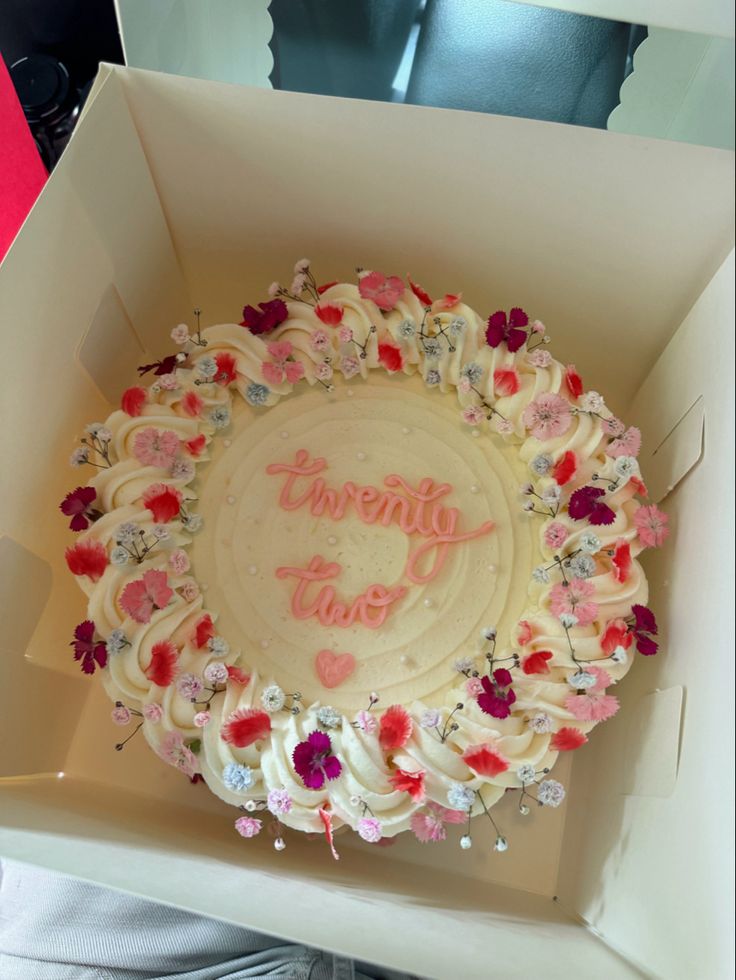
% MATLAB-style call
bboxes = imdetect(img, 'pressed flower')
[564,364,584,399]
[358,270,404,310]
[194,614,215,649]
[544,522,569,550]
[410,803,465,843]
[522,394,572,441]
[208,636,229,657]
[120,569,173,624]
[462,405,485,426]
[196,356,218,379]
[176,672,203,700]
[614,455,639,481]
[138,354,180,378]
[211,352,236,386]
[65,539,109,582]
[378,342,403,373]
[516,763,537,784]
[142,483,183,523]
[559,612,579,629]
[171,323,190,344]
[70,446,90,467]
[185,433,207,456]
[121,386,147,416]
[223,762,254,792]
[537,779,566,807]
[156,730,199,778]
[493,368,521,397]
[549,578,598,627]
[527,349,552,368]
[179,390,203,419]
[133,428,180,468]
[606,425,642,458]
[462,743,509,777]
[317,280,338,294]
[203,661,228,686]
[292,730,342,790]
[105,628,128,655]
[209,406,231,429]
[70,620,107,674]
[550,727,588,751]
[234,816,262,838]
[318,807,340,861]
[314,361,333,383]
[565,691,619,722]
[311,328,331,352]
[568,486,616,526]
[485,308,528,352]
[552,450,577,486]
[354,709,378,734]
[633,505,670,549]
[420,708,441,729]
[240,298,288,335]
[262,340,305,385]
[435,292,462,311]
[226,664,252,686]
[477,669,516,719]
[142,702,163,722]
[168,548,190,575]
[357,817,383,843]
[426,370,441,386]
[629,603,659,655]
[517,620,534,645]
[158,373,179,391]
[388,767,426,802]
[315,302,344,325]
[422,338,442,360]
[145,639,179,686]
[340,356,361,378]
[522,650,554,675]
[611,539,632,583]
[245,383,270,406]
[60,486,98,531]
[111,704,131,725]
[580,391,604,413]
[378,704,413,751]
[568,554,595,579]
[407,275,432,306]
[267,788,292,816]
[569,670,596,690]
[579,530,602,553]
[221,708,272,748]
[530,453,553,476]
[193,711,210,727]
[465,676,484,697]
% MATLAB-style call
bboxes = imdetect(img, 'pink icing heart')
[315,649,356,689]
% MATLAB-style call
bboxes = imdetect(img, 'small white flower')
[110,546,129,566]
[209,406,231,429]
[568,554,595,579]
[317,705,342,729]
[610,645,628,664]
[580,391,605,413]
[559,612,579,629]
[208,636,229,657]
[267,281,281,298]
[171,323,190,344]
[222,762,253,793]
[541,484,561,506]
[517,764,537,784]
[314,361,333,382]
[397,318,415,338]
[532,566,550,584]
[158,373,179,391]
[204,661,228,686]
[454,656,474,673]
[447,783,476,812]
[85,422,111,441]
[261,685,286,713]
[290,273,307,294]
[423,338,442,360]
[115,522,139,545]
[614,455,639,481]
[527,349,552,368]
[425,369,441,386]
[538,779,566,807]
[579,531,601,554]
[151,524,170,540]
[449,316,466,335]
[197,356,218,379]
[569,670,596,690]
[170,457,195,481]
[70,445,89,466]
[293,258,310,274]
[520,482,535,496]
[460,362,483,385]
[106,628,127,654]
[480,625,497,642]
[528,713,552,734]
[530,454,552,476]
[419,708,441,729]
[523,500,536,512]
[182,512,203,532]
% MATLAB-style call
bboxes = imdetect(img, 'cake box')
[0,65,733,980]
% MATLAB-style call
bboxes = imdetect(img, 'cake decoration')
[61,259,669,859]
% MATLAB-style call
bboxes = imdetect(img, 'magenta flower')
[292,730,342,789]
[606,425,642,458]
[70,620,107,675]
[138,354,180,378]
[485,308,529,352]
[477,669,516,719]
[628,604,659,656]
[59,486,99,531]
[132,427,180,468]
[568,486,616,526]
[550,578,599,627]
[240,298,288,335]
[633,505,670,548]
[358,271,405,311]
[522,393,572,440]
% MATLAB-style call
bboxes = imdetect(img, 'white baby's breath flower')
[204,661,229,686]
[569,670,596,690]
[70,446,89,466]
[293,258,310,274]
[106,628,128,655]
[568,554,595,579]
[419,708,441,729]
[538,779,566,807]
[480,625,497,642]
[209,406,231,430]
[447,783,476,812]
[151,524,170,541]
[316,706,342,729]
[290,273,307,294]
[267,281,281,298]
[532,566,550,584]
[208,636,229,657]
[579,531,601,554]
[261,685,286,713]
[529,453,552,476]
[614,455,639,480]
[449,316,466,335]
[559,612,579,629]
[454,656,474,674]
[197,356,218,379]
[171,323,190,344]
[110,546,129,566]
[170,457,195,481]
[85,422,110,440]
[517,764,537,784]
[115,522,139,545]
[541,484,561,506]
[182,512,203,532]
[397,318,415,338]
[528,713,552,734]
[610,646,628,664]
[580,391,604,413]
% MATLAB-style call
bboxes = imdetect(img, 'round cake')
[62,261,668,854]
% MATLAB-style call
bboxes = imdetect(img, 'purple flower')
[59,486,98,531]
[176,673,204,700]
[240,298,288,335]
[477,669,516,719]
[292,731,342,790]
[70,620,107,675]
[568,486,616,526]
[629,603,659,656]
[485,308,529,352]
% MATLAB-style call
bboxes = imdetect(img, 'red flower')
[214,352,237,385]
[317,281,339,294]
[185,434,207,456]
[612,539,632,583]
[407,275,432,307]
[221,708,271,748]
[379,705,413,751]
[70,620,107,674]
[358,271,405,311]
[477,669,516,719]
[629,604,659,656]
[388,767,426,802]
[60,486,98,531]
[119,569,173,624]
[493,368,521,397]
[550,727,588,751]
[485,308,528,352]
[142,483,183,523]
[145,639,179,686]
[121,386,147,416]
[181,390,203,417]
[631,475,649,498]
[564,364,584,399]
[568,486,616,526]
[434,292,462,311]
[600,619,633,656]
[138,355,180,377]
[226,665,251,686]
[65,539,109,582]
[462,743,509,777]
[522,650,554,675]
[378,342,403,373]
[240,298,288,335]
[194,614,215,649]
[315,302,343,325]
[552,450,578,486]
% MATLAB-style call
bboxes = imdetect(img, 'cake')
[62,261,668,855]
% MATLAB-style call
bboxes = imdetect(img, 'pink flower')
[310,329,331,353]
[179,580,200,602]
[606,426,641,458]
[531,320,545,334]
[358,271,405,311]
[633,505,670,548]
[133,428,180,468]
[354,709,378,734]
[314,361,333,382]
[111,704,131,725]
[565,691,619,722]
[338,326,353,343]
[527,350,552,368]
[495,417,514,435]
[465,676,483,697]
[156,730,199,778]
[544,522,569,550]
[601,416,625,437]
[462,405,485,426]
[158,372,179,390]
[410,803,466,843]
[168,548,190,575]
[234,816,262,838]
[522,394,572,440]
[549,578,599,627]
[357,817,383,843]
[262,340,305,385]
[176,672,204,700]
[120,569,173,624]
[194,711,211,727]
[340,356,361,379]
[143,702,163,722]
[458,377,472,394]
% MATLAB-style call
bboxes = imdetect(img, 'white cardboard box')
[0,65,734,980]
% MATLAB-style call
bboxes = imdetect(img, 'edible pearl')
[223,439,232,447]
[356,451,366,461]
[244,800,257,812]
[226,495,236,505]
[280,431,289,439]
[470,485,479,494]
[260,639,270,649]
[402,426,411,435]
[274,837,286,851]
[487,564,497,574]
[423,598,434,609]
[494,836,509,852]
[399,655,409,665]
[327,535,337,546]
[460,835,472,850]
[247,565,258,575]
